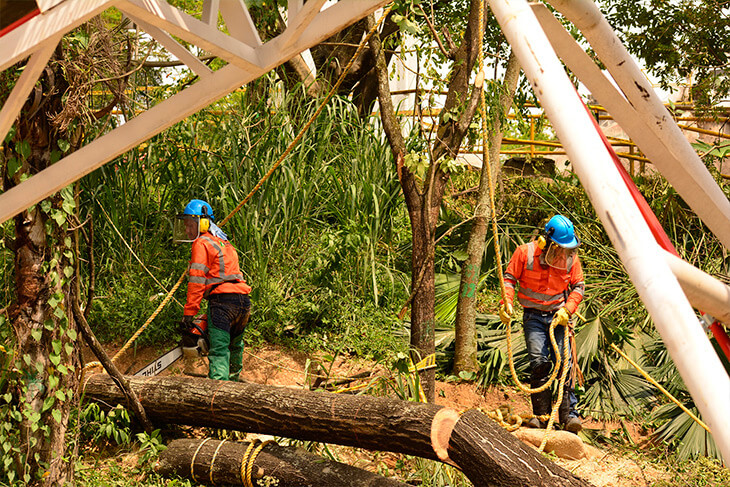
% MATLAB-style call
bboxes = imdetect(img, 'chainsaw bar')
[134,346,183,377]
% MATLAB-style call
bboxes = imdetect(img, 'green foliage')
[79,403,132,446]
[601,0,730,110]
[75,79,410,357]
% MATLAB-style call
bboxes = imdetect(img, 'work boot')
[564,416,582,434]
[530,388,552,429]
[558,386,582,433]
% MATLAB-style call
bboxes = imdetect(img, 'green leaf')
[31,329,42,342]
[66,328,77,341]
[52,210,67,226]
[18,140,30,160]
[52,339,62,355]
[48,375,59,390]
[7,157,21,177]
[41,396,55,412]
[64,343,74,356]
[57,364,68,375]
[44,319,55,331]
[55,390,66,402]
[63,266,74,278]
[3,393,11,403]
[57,139,70,153]
[49,354,61,366]
[52,409,62,424]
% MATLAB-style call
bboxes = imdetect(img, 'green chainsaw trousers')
[208,326,244,381]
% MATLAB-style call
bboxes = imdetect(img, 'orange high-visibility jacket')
[504,241,584,314]
[183,233,251,317]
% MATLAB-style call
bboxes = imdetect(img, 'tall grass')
[78,79,409,355]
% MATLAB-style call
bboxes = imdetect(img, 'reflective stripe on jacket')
[503,241,584,314]
[184,233,251,316]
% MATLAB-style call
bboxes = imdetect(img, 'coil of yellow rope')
[475,0,571,453]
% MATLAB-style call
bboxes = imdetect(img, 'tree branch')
[72,298,152,433]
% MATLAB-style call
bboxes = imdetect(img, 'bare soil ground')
[84,343,672,486]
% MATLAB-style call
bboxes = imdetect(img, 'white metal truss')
[489,0,730,462]
[0,0,387,223]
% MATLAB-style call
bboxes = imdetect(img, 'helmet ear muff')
[199,218,210,233]
[537,235,547,249]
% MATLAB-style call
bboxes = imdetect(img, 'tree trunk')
[84,375,592,487]
[453,52,521,374]
[3,49,82,486]
[157,438,410,486]
[368,1,485,401]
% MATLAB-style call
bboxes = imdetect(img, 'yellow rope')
[219,4,393,228]
[190,437,211,484]
[83,5,394,375]
[610,343,710,433]
[539,330,571,452]
[209,438,227,485]
[240,439,275,487]
[239,440,258,487]
[82,270,187,373]
[94,196,184,308]
[474,0,569,450]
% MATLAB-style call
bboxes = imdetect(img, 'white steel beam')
[201,0,220,25]
[279,0,328,50]
[0,0,387,225]
[1,0,116,71]
[548,0,730,251]
[0,36,60,144]
[127,13,213,79]
[219,0,262,47]
[531,4,730,247]
[258,0,379,68]
[36,0,66,12]
[117,0,261,71]
[489,0,730,463]
[663,250,730,325]
[288,0,304,21]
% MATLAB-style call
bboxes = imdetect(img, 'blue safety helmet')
[183,199,214,221]
[545,215,579,249]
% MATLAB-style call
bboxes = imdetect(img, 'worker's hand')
[553,307,571,327]
[499,302,513,325]
[178,315,194,334]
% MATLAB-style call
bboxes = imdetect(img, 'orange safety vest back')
[504,241,584,314]
[184,233,251,316]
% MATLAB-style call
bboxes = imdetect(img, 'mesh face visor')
[173,214,201,243]
[544,242,578,270]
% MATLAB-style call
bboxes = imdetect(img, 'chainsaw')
[134,315,209,377]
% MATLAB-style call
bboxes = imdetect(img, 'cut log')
[84,375,592,487]
[157,438,410,486]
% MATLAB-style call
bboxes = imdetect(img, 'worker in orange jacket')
[174,199,252,381]
[500,215,585,433]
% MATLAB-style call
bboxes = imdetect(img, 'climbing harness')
[476,0,571,452]
[82,4,394,378]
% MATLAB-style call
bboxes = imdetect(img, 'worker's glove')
[553,307,571,327]
[499,302,513,325]
[178,315,194,334]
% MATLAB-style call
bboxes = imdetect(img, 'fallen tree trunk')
[84,375,592,487]
[157,438,409,486]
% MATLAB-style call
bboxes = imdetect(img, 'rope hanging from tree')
[475,0,569,452]
[82,4,394,376]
